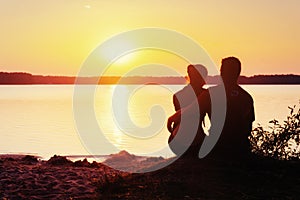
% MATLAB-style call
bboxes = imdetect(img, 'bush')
[249,102,300,160]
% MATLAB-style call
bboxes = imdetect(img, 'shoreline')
[0,151,169,161]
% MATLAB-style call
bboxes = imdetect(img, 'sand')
[1,153,300,199]
[0,154,127,199]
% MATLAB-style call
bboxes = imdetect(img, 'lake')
[0,85,299,159]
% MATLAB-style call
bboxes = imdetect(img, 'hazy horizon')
[1,70,300,77]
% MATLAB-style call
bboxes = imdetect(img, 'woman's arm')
[167,90,209,133]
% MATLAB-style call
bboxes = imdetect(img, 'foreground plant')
[250,102,300,160]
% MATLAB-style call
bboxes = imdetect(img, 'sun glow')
[113,52,136,66]
[102,49,190,76]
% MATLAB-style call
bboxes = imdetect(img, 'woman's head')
[187,64,208,86]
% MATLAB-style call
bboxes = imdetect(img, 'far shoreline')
[1,72,300,84]
[0,83,300,85]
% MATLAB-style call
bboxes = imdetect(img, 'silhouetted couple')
[168,57,255,160]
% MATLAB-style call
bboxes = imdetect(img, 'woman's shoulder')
[174,84,193,96]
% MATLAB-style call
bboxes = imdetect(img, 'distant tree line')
[0,72,74,84]
[0,72,300,85]
[238,74,300,84]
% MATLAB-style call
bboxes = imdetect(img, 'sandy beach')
[0,154,128,199]
[1,152,300,199]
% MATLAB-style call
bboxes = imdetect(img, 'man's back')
[202,84,255,158]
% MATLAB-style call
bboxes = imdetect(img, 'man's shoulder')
[207,84,253,101]
[236,85,254,101]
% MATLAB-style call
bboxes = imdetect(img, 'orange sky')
[0,0,299,76]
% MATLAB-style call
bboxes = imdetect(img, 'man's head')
[187,64,208,86]
[220,57,241,85]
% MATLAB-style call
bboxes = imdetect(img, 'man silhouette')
[168,57,255,160]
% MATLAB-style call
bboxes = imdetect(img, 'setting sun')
[102,49,190,76]
[113,52,136,66]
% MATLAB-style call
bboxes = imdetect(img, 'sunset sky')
[0,0,299,76]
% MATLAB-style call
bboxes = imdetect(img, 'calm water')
[0,85,299,159]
